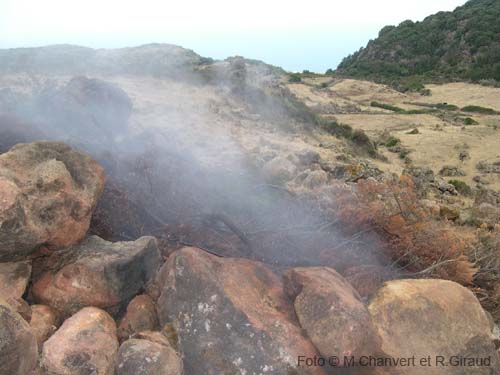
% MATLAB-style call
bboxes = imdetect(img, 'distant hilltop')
[336,0,500,82]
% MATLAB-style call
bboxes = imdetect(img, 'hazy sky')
[0,0,467,72]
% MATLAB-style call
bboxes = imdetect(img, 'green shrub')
[288,73,302,83]
[385,136,400,147]
[399,149,411,159]
[405,109,435,114]
[350,129,371,145]
[435,103,459,111]
[323,121,353,138]
[461,105,497,114]
[350,129,378,157]
[448,179,472,195]
[464,117,479,125]
[320,82,329,88]
[402,81,425,92]
[371,101,406,113]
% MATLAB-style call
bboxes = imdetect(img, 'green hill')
[336,0,500,82]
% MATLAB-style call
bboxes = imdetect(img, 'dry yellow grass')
[287,78,500,190]
[425,83,500,112]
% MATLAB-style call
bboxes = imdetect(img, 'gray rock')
[115,339,183,375]
[0,299,38,375]
[157,247,324,375]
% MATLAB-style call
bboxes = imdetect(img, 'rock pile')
[0,141,498,375]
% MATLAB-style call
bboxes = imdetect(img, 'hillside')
[337,0,500,82]
[1,44,500,374]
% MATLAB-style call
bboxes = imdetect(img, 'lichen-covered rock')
[368,279,500,374]
[283,267,383,362]
[41,307,118,375]
[157,247,324,375]
[0,299,38,375]
[0,141,105,262]
[117,295,158,342]
[32,236,160,317]
[115,338,183,375]
[29,304,61,350]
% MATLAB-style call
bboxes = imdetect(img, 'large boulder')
[368,279,500,375]
[0,141,105,262]
[117,294,159,342]
[115,338,183,375]
[0,299,38,375]
[41,307,118,375]
[32,236,160,317]
[157,247,324,375]
[283,267,383,362]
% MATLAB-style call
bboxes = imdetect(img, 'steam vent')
[2,1,500,371]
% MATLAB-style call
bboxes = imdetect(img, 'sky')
[0,0,468,72]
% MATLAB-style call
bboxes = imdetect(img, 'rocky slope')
[0,44,499,374]
[0,142,498,374]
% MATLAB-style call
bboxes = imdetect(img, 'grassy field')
[287,77,500,190]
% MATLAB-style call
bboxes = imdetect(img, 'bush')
[371,101,406,113]
[385,136,400,147]
[323,121,353,138]
[464,117,478,125]
[288,73,302,83]
[335,176,477,285]
[350,129,371,145]
[350,129,378,157]
[448,179,472,195]
[436,103,459,111]
[461,105,497,114]
[399,149,411,159]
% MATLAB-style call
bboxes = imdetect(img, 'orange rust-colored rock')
[0,141,105,262]
[41,307,118,375]
[29,304,61,350]
[32,236,160,318]
[117,294,158,342]
[283,267,383,363]
[157,247,325,375]
[369,279,500,375]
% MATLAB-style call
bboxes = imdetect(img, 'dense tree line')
[336,0,500,82]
